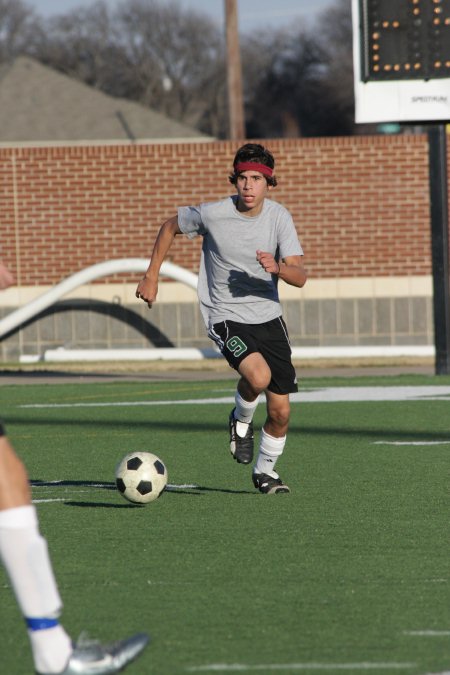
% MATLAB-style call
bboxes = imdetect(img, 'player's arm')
[136,215,182,308]
[0,262,14,290]
[256,251,307,288]
[277,254,307,288]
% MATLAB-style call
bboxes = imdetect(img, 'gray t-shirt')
[178,195,303,329]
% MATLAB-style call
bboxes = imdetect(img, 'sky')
[24,0,334,32]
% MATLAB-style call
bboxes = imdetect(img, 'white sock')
[28,627,72,674]
[254,428,286,477]
[0,505,72,673]
[234,391,260,436]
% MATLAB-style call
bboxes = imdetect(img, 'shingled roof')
[0,56,212,143]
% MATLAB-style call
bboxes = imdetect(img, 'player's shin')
[0,505,72,673]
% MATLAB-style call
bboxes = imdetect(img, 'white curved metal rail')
[0,259,198,339]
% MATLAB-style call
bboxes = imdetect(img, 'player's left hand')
[256,250,280,275]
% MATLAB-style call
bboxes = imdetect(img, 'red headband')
[234,161,273,177]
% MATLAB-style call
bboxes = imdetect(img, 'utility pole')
[428,124,450,375]
[224,0,245,139]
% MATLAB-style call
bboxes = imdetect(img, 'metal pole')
[428,124,450,375]
[225,0,245,139]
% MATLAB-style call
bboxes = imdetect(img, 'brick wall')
[0,135,439,286]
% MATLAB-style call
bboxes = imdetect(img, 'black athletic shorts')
[208,316,298,395]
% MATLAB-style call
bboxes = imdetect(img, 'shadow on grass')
[167,485,254,495]
[65,501,139,508]
[18,413,450,443]
[31,479,117,489]
[31,479,255,506]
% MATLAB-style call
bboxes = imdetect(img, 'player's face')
[235,171,271,215]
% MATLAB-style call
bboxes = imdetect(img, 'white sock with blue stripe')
[0,505,72,673]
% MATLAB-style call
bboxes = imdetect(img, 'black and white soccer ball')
[115,452,168,504]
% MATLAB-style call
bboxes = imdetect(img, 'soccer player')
[136,143,307,494]
[0,261,149,674]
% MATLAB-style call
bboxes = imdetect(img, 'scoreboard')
[353,0,450,122]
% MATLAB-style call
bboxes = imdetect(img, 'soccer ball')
[115,452,168,504]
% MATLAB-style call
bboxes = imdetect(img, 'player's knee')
[251,370,271,393]
[0,436,30,495]
[239,356,271,394]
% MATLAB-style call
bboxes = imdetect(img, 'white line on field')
[32,498,68,503]
[404,630,450,636]
[18,385,450,408]
[186,664,416,672]
[20,397,235,408]
[166,484,200,490]
[374,441,450,446]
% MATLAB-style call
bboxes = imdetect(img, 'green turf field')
[2,373,450,675]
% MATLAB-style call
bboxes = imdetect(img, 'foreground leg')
[0,430,72,673]
[0,427,149,674]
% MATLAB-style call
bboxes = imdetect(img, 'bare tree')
[243,0,357,138]
[113,0,226,132]
[243,29,333,138]
[28,1,128,94]
[314,0,356,135]
[0,0,39,62]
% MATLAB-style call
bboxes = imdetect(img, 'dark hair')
[229,143,278,187]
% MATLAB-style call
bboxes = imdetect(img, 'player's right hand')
[135,277,158,308]
[0,263,14,290]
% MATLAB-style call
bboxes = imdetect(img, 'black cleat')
[229,408,254,464]
[252,472,290,494]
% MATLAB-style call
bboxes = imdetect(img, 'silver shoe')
[37,632,150,674]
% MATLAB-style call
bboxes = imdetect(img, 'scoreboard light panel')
[353,0,450,122]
